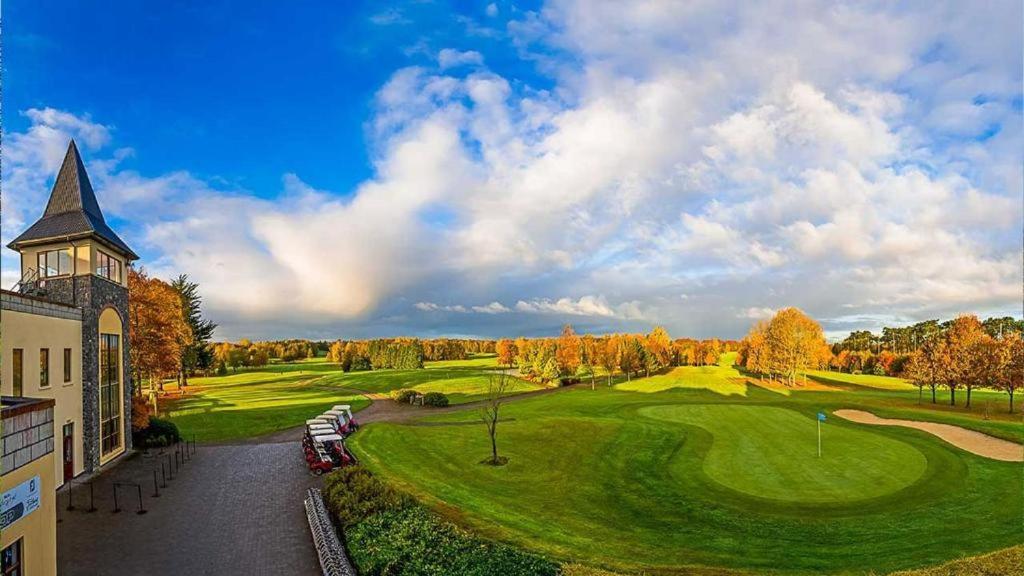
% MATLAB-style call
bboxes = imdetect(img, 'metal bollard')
[112,484,121,513]
[152,470,160,498]
[161,461,168,488]
[136,484,147,515]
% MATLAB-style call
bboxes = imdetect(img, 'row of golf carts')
[303,405,360,475]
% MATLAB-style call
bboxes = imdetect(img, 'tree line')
[738,308,1023,413]
[495,326,738,387]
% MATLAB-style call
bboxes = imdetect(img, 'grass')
[349,355,1024,575]
[163,354,541,441]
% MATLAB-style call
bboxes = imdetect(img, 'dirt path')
[834,409,1024,462]
[215,383,580,446]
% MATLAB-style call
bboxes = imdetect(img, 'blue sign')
[0,475,41,531]
[817,412,827,422]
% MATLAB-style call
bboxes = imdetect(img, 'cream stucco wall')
[0,450,57,576]
[0,310,85,487]
[97,307,126,464]
[18,239,127,288]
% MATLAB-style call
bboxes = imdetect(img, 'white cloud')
[5,1,1020,340]
[438,48,484,70]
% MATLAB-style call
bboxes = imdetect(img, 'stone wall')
[1,401,55,476]
[0,291,82,321]
[33,275,132,472]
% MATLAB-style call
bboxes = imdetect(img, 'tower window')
[37,248,72,277]
[100,333,122,456]
[64,348,73,383]
[96,250,122,282]
[12,349,23,397]
[40,348,50,388]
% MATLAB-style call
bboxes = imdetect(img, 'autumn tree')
[996,333,1023,413]
[942,315,985,406]
[496,339,517,368]
[129,268,192,391]
[555,325,582,376]
[644,327,672,368]
[600,337,620,386]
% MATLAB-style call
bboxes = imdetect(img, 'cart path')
[214,383,581,446]
[834,409,1024,462]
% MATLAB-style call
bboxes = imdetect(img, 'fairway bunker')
[834,410,1024,462]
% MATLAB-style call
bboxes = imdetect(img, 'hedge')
[422,392,449,407]
[132,417,182,448]
[322,466,557,576]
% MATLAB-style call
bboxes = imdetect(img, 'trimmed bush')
[422,392,449,407]
[390,389,418,403]
[133,417,182,448]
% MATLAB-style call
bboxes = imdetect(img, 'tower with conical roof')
[7,140,137,472]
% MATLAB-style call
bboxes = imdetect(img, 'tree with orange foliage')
[599,336,621,386]
[941,315,985,406]
[644,327,672,368]
[496,339,517,368]
[128,268,192,392]
[745,307,826,385]
[995,333,1023,413]
[555,325,582,375]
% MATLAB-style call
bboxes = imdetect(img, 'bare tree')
[479,371,513,465]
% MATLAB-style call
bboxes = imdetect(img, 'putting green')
[640,404,928,502]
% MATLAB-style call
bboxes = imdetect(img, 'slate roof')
[7,140,139,260]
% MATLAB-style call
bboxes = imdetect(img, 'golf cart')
[302,431,355,475]
[323,410,354,436]
[332,405,359,432]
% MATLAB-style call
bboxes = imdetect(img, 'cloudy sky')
[3,1,1021,341]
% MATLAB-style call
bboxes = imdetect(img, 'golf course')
[344,354,1022,575]
[162,352,1023,574]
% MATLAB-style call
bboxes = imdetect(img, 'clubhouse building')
[2,140,137,575]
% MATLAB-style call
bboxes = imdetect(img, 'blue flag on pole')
[817,412,827,422]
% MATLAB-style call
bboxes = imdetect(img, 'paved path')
[58,442,321,576]
[835,409,1024,462]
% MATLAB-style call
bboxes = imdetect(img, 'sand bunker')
[834,410,1023,462]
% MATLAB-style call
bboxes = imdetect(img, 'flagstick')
[817,418,821,458]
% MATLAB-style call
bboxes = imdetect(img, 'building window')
[37,248,72,278]
[64,348,73,383]
[40,348,50,388]
[100,333,122,456]
[12,349,23,397]
[1,538,22,576]
[95,250,121,282]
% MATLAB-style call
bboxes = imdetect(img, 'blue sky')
[3,1,1022,341]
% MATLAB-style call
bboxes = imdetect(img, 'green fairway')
[161,363,371,442]
[350,356,1024,575]
[164,355,541,441]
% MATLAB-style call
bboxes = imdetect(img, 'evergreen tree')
[171,274,217,386]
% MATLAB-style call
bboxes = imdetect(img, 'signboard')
[0,475,41,531]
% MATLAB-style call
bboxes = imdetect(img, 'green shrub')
[422,392,449,407]
[348,505,558,576]
[324,466,557,576]
[133,417,182,448]
[323,466,413,529]
[390,389,418,403]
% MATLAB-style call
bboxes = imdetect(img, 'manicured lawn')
[161,363,370,442]
[164,355,542,441]
[336,354,543,404]
[350,357,1024,575]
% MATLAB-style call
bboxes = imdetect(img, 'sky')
[2,0,1022,342]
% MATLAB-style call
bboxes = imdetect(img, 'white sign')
[0,475,41,531]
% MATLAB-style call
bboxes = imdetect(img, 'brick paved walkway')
[57,440,321,576]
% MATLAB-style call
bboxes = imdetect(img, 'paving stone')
[58,442,322,576]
